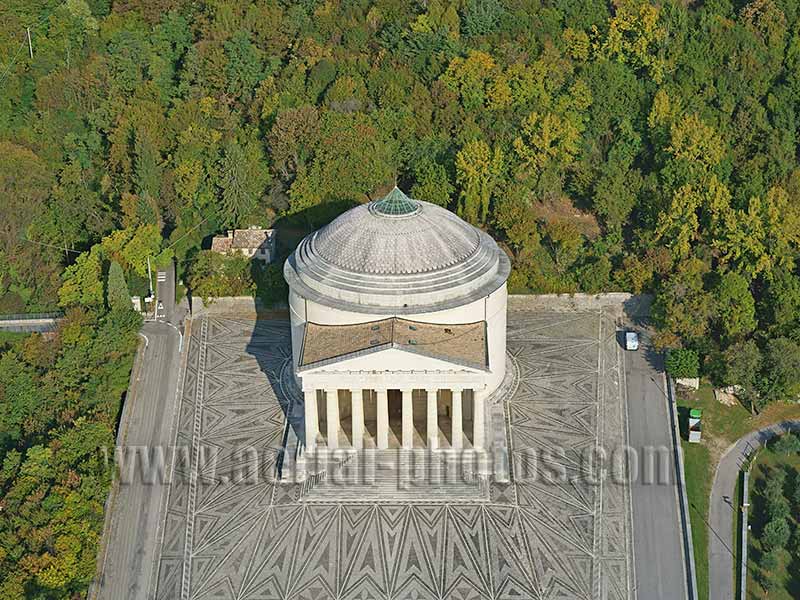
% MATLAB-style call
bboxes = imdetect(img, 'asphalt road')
[708,420,800,600]
[623,331,687,600]
[156,262,176,322]
[93,321,182,600]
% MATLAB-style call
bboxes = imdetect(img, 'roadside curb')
[148,318,193,600]
[666,376,699,600]
[88,329,149,600]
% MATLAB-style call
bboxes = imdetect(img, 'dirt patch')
[714,388,738,407]
[532,195,600,238]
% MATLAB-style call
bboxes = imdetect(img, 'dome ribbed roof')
[313,190,480,275]
[284,187,510,313]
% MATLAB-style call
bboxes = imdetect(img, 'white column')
[473,390,485,450]
[376,389,389,449]
[402,389,413,449]
[351,389,364,450]
[426,389,439,450]
[326,389,339,449]
[451,388,463,450]
[304,389,318,452]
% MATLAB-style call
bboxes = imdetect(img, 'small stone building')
[211,226,276,263]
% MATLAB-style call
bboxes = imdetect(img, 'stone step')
[303,449,489,502]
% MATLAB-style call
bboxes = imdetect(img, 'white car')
[625,331,639,351]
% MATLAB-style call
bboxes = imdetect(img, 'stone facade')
[285,188,509,458]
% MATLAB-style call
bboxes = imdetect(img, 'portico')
[303,386,486,452]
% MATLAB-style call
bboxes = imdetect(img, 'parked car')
[625,330,639,351]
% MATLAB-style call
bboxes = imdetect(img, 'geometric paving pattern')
[154,310,633,600]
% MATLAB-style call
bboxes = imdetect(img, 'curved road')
[708,420,800,600]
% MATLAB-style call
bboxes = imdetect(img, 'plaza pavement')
[146,309,638,600]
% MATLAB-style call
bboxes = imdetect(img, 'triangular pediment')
[299,346,486,375]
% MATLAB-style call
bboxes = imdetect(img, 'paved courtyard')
[154,310,633,600]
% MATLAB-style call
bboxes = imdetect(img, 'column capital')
[451,387,464,394]
[425,388,438,395]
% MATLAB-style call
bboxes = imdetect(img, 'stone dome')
[284,187,510,314]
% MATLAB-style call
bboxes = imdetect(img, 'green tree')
[224,31,266,102]
[513,112,581,183]
[762,518,790,550]
[762,268,800,334]
[493,187,539,255]
[411,159,453,207]
[106,261,131,312]
[772,433,800,455]
[287,112,394,217]
[541,220,584,272]
[759,337,800,404]
[652,259,714,347]
[714,271,756,341]
[186,251,255,300]
[721,341,762,409]
[218,138,270,227]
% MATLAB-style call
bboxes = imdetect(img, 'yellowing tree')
[441,50,501,111]
[714,186,800,279]
[456,140,504,226]
[653,184,702,260]
[514,112,580,181]
[58,248,105,308]
[596,3,668,83]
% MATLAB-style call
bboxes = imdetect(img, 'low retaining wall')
[190,296,288,318]
[508,293,652,318]
[193,294,652,320]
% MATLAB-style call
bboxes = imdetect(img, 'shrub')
[761,548,779,572]
[772,432,800,456]
[762,518,790,550]
[665,348,699,378]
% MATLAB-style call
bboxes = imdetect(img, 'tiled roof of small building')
[211,236,233,253]
[231,228,272,249]
[212,229,273,252]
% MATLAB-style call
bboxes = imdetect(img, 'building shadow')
[622,294,653,328]
[614,328,665,374]
[242,315,300,481]
[676,406,690,441]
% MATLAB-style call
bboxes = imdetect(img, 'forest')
[3,0,800,594]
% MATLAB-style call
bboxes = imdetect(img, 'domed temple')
[284,187,510,457]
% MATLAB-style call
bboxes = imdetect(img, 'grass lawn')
[675,383,800,600]
[745,442,800,599]
[681,437,711,600]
